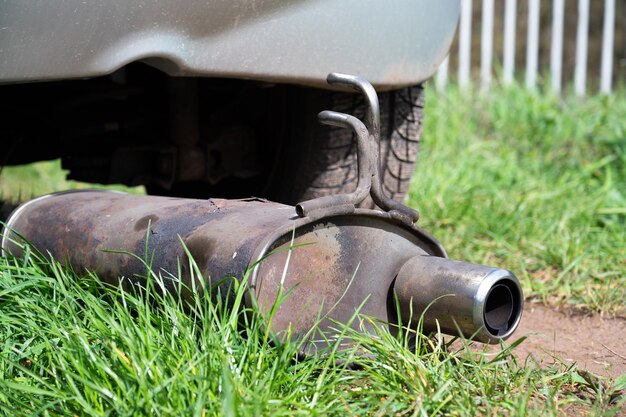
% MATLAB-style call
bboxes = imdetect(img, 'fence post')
[437,0,618,95]
[600,0,615,94]
[436,55,450,90]
[526,0,541,90]
[550,0,565,93]
[459,0,473,88]
[503,0,517,85]
[575,0,590,96]
[481,0,494,91]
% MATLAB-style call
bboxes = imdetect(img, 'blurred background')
[436,0,625,94]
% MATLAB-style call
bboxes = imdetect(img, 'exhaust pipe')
[394,256,522,343]
[1,73,523,351]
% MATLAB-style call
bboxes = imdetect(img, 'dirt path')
[511,303,626,378]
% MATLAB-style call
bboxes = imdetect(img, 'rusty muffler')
[1,73,523,350]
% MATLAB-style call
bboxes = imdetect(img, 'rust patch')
[255,222,342,332]
[185,236,216,273]
[134,215,160,232]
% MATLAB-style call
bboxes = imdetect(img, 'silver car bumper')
[0,0,459,89]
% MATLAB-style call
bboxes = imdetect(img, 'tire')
[269,85,424,208]
[143,82,425,208]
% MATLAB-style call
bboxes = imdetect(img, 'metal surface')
[296,73,419,223]
[394,255,523,343]
[295,110,373,218]
[0,0,459,89]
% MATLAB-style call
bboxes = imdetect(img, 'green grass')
[1,248,624,416]
[1,84,625,415]
[0,159,144,202]
[411,85,626,316]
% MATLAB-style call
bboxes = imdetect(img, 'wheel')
[268,85,424,208]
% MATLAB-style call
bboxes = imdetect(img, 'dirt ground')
[510,302,626,378]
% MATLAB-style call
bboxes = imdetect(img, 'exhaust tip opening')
[483,279,522,337]
[295,204,305,218]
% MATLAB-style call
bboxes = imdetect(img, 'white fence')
[436,0,619,95]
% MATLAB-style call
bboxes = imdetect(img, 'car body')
[1,0,458,89]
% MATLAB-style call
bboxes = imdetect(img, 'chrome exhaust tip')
[481,276,522,337]
[394,256,523,343]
